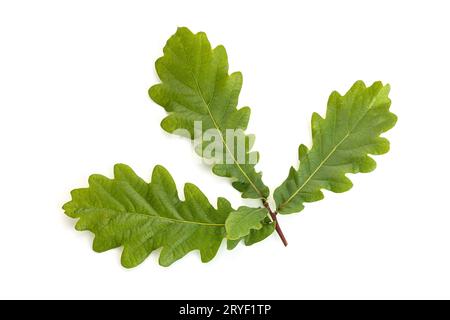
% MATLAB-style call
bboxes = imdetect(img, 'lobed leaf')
[64,164,273,267]
[225,207,269,240]
[226,217,276,249]
[149,27,269,200]
[274,81,397,214]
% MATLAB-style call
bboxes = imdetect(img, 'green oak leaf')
[225,207,268,240]
[149,27,269,200]
[64,164,258,267]
[63,26,398,264]
[244,219,276,246]
[227,218,276,249]
[274,81,397,214]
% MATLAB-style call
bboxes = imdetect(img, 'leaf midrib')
[77,207,225,227]
[186,55,265,199]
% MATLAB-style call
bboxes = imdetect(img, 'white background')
[1,0,449,300]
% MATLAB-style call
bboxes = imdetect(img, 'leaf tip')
[88,173,107,186]
[217,197,232,211]
[175,26,193,36]
[352,80,367,90]
[113,163,132,178]
[311,112,323,128]
[298,144,309,160]
[158,252,175,267]
[230,70,243,81]
[148,84,160,100]
[152,164,168,176]
[62,200,75,218]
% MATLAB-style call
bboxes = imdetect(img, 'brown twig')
[263,200,288,246]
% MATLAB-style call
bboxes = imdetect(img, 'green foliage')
[64,27,397,267]
[227,218,275,249]
[225,207,269,240]
[149,27,269,200]
[64,164,272,267]
[274,81,397,214]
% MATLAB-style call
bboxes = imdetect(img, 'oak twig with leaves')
[64,27,397,267]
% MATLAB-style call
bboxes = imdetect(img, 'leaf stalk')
[263,200,288,247]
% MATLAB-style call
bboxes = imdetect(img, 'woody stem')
[263,200,288,246]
